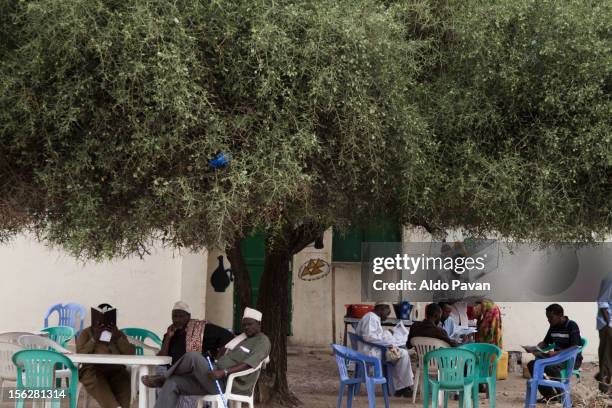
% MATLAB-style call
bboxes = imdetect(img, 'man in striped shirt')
[527,303,583,403]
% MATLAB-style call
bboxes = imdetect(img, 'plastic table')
[67,353,171,408]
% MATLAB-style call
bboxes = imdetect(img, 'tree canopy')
[409,0,612,242]
[1,0,610,257]
[1,0,610,403]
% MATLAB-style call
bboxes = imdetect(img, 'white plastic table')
[67,353,171,408]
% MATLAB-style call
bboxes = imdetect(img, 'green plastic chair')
[563,337,587,381]
[41,326,75,348]
[121,328,162,355]
[423,348,477,408]
[12,349,78,408]
[459,343,502,408]
[542,337,587,381]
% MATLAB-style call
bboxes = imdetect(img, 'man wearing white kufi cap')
[149,301,234,408]
[243,307,262,321]
[145,306,271,408]
[355,303,414,397]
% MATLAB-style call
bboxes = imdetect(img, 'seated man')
[76,303,136,408]
[355,303,414,397]
[438,302,457,338]
[408,303,456,347]
[158,301,234,365]
[527,303,583,403]
[143,307,271,408]
[155,301,235,408]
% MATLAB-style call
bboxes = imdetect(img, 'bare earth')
[280,347,609,408]
[2,346,609,407]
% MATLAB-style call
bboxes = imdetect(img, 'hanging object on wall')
[298,258,331,281]
[314,233,324,249]
[210,255,233,292]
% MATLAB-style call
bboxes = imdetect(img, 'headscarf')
[476,299,503,348]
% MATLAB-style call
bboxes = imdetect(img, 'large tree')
[1,0,610,404]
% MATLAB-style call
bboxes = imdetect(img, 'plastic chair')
[563,337,587,381]
[423,348,477,408]
[459,343,502,408]
[17,335,71,353]
[331,344,389,408]
[195,357,268,408]
[541,337,587,381]
[18,334,74,389]
[348,331,398,395]
[0,341,23,390]
[120,328,162,404]
[41,326,75,347]
[410,337,451,404]
[0,332,37,345]
[120,328,163,355]
[524,346,580,408]
[12,349,79,408]
[44,303,86,335]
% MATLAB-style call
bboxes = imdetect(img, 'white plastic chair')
[0,332,37,345]
[0,341,24,390]
[196,357,269,408]
[410,336,450,404]
[17,334,72,354]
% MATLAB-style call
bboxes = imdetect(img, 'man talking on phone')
[76,303,136,408]
[158,301,234,365]
[152,301,234,408]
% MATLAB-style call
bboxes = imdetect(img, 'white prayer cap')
[172,301,190,314]
[243,307,263,322]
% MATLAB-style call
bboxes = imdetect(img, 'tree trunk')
[255,223,325,406]
[256,246,299,405]
[226,241,252,311]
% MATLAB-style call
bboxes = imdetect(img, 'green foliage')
[0,0,610,258]
[403,0,612,241]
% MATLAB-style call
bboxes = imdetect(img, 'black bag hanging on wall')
[210,255,233,292]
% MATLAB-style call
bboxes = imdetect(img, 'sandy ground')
[2,346,609,407]
[283,347,608,408]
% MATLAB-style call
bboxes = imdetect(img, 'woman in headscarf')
[473,299,503,348]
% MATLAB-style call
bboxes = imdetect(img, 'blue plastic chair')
[348,332,397,395]
[542,337,587,381]
[524,346,580,408]
[43,303,86,336]
[331,344,390,408]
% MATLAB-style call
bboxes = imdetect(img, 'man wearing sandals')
[143,307,270,407]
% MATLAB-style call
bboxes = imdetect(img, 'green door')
[232,233,292,334]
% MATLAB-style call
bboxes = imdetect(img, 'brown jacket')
[408,320,456,347]
[76,327,135,373]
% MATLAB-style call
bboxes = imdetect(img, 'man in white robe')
[355,303,414,397]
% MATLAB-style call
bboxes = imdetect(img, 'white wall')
[204,248,235,329]
[499,302,598,361]
[1,234,601,362]
[290,229,334,346]
[0,235,206,338]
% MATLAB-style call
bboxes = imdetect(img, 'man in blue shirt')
[596,274,612,394]
[438,302,457,338]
